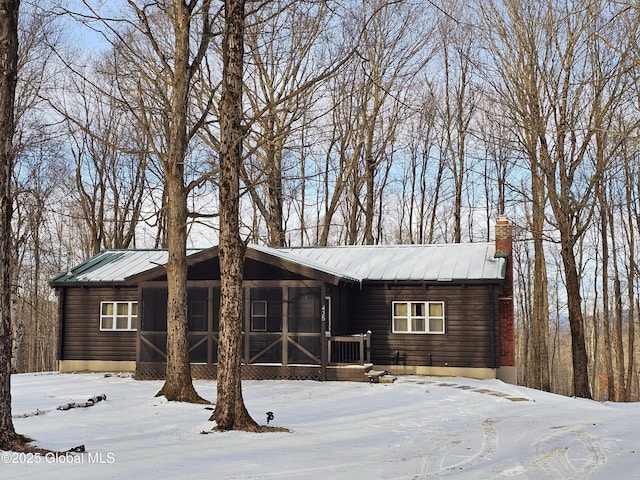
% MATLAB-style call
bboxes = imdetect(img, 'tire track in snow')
[532,425,607,478]
[409,418,498,478]
[491,424,607,479]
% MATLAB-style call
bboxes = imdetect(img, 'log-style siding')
[349,283,499,368]
[59,286,138,361]
[53,242,511,380]
[57,279,502,371]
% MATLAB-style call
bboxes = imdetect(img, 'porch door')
[286,286,322,365]
[245,285,323,366]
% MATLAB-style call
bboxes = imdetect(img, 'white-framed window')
[392,301,445,334]
[251,300,267,331]
[100,301,138,331]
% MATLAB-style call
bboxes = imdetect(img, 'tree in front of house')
[137,0,217,404]
[0,0,22,451]
[210,0,260,432]
[58,0,220,402]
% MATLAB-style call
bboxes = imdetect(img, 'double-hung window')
[100,301,138,331]
[392,301,445,334]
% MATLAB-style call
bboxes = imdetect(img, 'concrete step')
[365,370,397,384]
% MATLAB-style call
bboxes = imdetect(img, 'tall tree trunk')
[158,173,206,402]
[211,0,258,432]
[530,165,550,392]
[427,156,445,243]
[346,168,361,245]
[608,205,626,401]
[156,0,207,404]
[624,158,637,401]
[599,191,615,400]
[266,147,285,246]
[363,152,375,245]
[559,239,591,398]
[0,0,21,450]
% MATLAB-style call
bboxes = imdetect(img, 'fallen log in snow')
[57,394,107,411]
[13,409,47,418]
[13,394,108,417]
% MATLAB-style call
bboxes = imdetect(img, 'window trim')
[100,301,138,331]
[392,301,445,334]
[251,300,268,332]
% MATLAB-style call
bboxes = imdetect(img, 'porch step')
[365,370,396,384]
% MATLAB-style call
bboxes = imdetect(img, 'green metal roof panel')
[50,249,204,284]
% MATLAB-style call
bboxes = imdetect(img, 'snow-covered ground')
[3,372,639,479]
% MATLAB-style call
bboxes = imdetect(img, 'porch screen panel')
[140,287,168,331]
[139,288,168,362]
[287,287,321,333]
[212,287,221,332]
[139,332,167,362]
[288,335,321,364]
[187,287,208,331]
[249,288,283,363]
[188,335,208,363]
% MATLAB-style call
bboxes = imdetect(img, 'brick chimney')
[495,216,516,381]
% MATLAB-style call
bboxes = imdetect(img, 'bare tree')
[0,0,22,451]
[210,0,260,431]
[537,1,633,399]
[478,0,551,391]
[316,0,433,245]
[13,143,67,373]
[241,1,330,246]
[480,0,637,398]
[209,0,387,429]
[597,184,615,399]
[9,2,67,374]
[59,0,218,401]
[436,5,479,243]
[355,0,431,245]
[621,136,640,400]
[137,0,213,403]
[316,63,366,245]
[66,74,148,255]
[477,100,516,233]
[397,85,441,244]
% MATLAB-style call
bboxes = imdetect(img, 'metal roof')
[50,249,204,284]
[50,243,505,285]
[276,243,505,282]
[248,244,362,283]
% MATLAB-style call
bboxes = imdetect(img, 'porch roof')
[49,249,204,285]
[49,242,506,285]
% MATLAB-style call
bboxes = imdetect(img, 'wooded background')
[10,0,640,401]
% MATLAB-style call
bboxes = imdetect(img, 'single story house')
[49,218,516,383]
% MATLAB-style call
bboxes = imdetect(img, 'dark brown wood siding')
[59,286,138,361]
[348,283,499,368]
